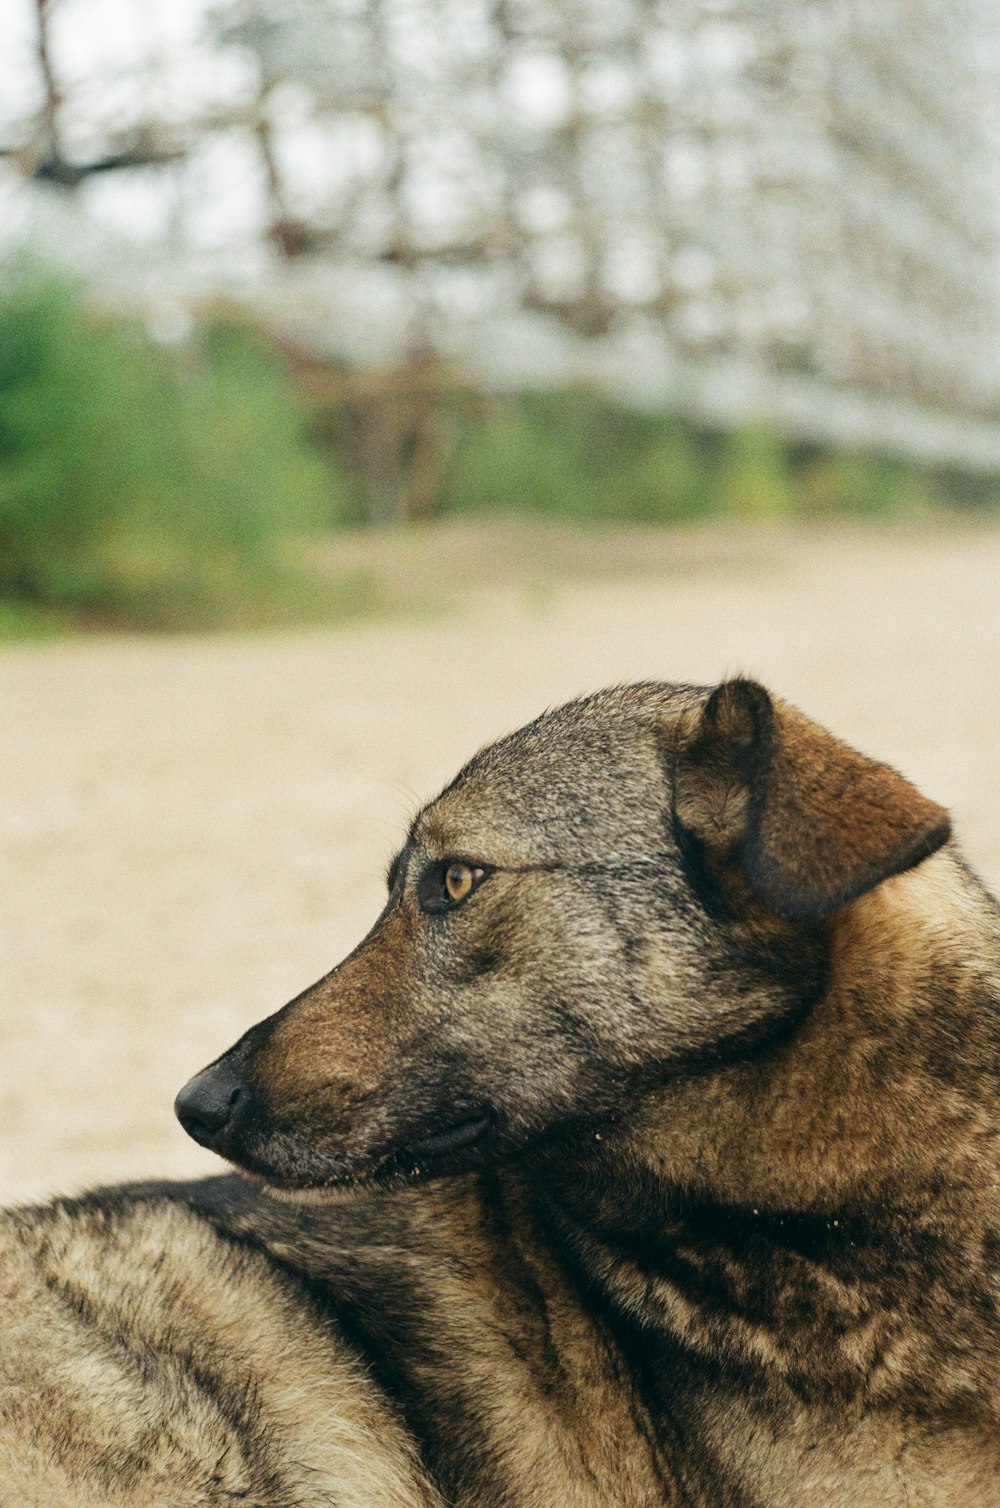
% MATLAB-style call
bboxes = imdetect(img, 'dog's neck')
[534,852,1000,1415]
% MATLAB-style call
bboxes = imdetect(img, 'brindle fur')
[3,678,1000,1506]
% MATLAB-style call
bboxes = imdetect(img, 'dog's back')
[0,1192,440,1508]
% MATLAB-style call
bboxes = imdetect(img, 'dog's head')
[175,679,950,1192]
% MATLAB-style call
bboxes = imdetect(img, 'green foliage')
[441,395,722,523]
[1,271,993,638]
[608,423,707,523]
[713,424,795,519]
[442,409,590,519]
[441,391,707,523]
[442,391,986,527]
[0,274,345,627]
[795,451,938,518]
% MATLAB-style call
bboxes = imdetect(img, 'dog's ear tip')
[745,812,953,924]
[705,676,771,714]
[694,679,773,754]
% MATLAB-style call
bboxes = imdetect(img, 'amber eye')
[445,862,475,902]
[418,858,488,914]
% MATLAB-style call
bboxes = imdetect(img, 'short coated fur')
[3,678,1000,1506]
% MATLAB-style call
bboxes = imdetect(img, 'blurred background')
[2,0,999,1201]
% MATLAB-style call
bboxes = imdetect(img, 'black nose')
[174,1063,244,1149]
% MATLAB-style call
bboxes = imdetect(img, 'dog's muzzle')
[174,1062,245,1150]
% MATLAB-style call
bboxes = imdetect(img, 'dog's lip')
[403,1112,491,1160]
[236,1110,495,1193]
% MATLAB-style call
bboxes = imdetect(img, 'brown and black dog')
[3,678,1000,1505]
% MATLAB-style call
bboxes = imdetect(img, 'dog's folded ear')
[673,679,951,923]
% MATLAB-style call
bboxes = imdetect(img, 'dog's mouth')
[233,1109,496,1194]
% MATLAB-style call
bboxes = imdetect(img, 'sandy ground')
[3,520,1000,1205]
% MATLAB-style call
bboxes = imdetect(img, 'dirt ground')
[3,520,999,1205]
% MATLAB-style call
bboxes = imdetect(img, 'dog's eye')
[445,863,476,902]
[419,860,487,914]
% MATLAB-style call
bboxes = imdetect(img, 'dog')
[2,677,1000,1506]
